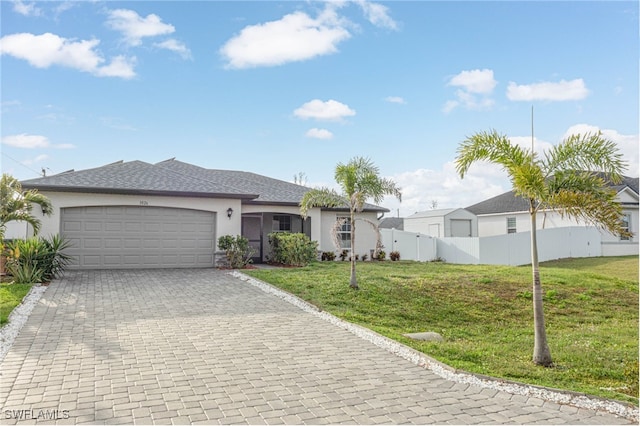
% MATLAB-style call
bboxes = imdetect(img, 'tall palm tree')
[455,130,629,366]
[0,173,53,241]
[300,157,402,290]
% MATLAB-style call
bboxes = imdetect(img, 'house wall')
[476,210,583,237]
[319,211,379,256]
[32,191,242,251]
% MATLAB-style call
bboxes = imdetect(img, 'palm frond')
[299,187,344,218]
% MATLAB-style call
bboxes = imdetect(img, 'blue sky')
[1,0,638,217]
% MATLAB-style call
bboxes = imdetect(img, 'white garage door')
[61,206,216,269]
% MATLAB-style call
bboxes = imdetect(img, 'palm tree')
[0,173,53,241]
[300,157,402,290]
[455,130,629,366]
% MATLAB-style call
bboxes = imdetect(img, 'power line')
[1,151,47,177]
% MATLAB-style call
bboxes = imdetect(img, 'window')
[272,215,291,232]
[620,214,631,241]
[337,216,351,250]
[507,217,517,234]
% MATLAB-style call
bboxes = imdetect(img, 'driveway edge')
[230,271,639,423]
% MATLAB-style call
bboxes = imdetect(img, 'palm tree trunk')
[349,212,358,289]
[530,209,553,366]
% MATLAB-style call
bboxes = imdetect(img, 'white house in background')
[465,175,639,256]
[17,159,387,269]
[404,208,478,238]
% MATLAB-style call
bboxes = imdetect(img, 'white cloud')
[385,96,406,104]
[1,133,75,149]
[506,79,589,101]
[220,9,351,69]
[382,162,509,217]
[563,124,639,177]
[154,39,192,60]
[294,99,356,121]
[106,9,175,46]
[305,128,334,139]
[448,69,497,94]
[0,32,136,79]
[12,0,41,16]
[2,134,50,149]
[444,69,497,113]
[354,0,398,30]
[23,154,49,166]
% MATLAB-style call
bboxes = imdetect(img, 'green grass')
[0,283,33,326]
[243,256,639,405]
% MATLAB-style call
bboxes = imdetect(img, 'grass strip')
[244,256,639,405]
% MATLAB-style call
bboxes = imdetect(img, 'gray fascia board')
[21,184,258,200]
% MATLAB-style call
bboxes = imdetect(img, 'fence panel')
[380,229,437,261]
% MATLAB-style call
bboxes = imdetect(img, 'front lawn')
[0,283,33,326]
[243,256,639,405]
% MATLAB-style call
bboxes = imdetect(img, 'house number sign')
[139,200,149,206]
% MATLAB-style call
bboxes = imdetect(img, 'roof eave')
[22,185,258,200]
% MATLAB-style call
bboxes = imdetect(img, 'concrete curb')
[231,271,639,423]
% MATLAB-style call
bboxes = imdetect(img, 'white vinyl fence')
[381,226,602,266]
[380,228,437,261]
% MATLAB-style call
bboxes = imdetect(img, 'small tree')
[1,174,53,241]
[300,157,401,289]
[455,130,629,366]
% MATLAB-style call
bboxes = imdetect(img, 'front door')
[242,215,262,263]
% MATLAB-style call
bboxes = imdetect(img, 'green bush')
[376,250,386,261]
[218,235,254,269]
[5,234,72,284]
[321,251,336,261]
[268,233,318,267]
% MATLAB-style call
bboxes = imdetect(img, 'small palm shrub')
[218,235,255,269]
[390,251,400,261]
[5,235,72,284]
[321,251,336,261]
[339,249,349,261]
[268,233,318,267]
[376,250,386,261]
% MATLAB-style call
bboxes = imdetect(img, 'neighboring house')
[466,175,639,256]
[18,159,387,269]
[404,208,477,238]
[379,217,404,231]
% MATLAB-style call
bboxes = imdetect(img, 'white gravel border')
[231,270,639,422]
[0,284,47,363]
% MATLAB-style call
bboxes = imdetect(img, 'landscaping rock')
[404,331,444,342]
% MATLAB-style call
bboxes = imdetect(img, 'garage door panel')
[61,206,216,269]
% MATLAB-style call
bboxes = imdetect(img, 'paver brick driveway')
[0,270,634,425]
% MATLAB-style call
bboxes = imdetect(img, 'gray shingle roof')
[379,217,404,230]
[466,175,639,215]
[21,159,389,212]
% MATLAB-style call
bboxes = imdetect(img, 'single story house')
[465,175,639,256]
[14,159,388,269]
[403,208,478,238]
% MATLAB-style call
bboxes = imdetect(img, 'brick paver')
[0,269,634,424]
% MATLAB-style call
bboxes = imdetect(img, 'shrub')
[390,251,400,261]
[339,249,349,261]
[268,233,318,267]
[376,250,386,261]
[218,235,255,269]
[361,253,368,261]
[321,251,336,261]
[5,235,72,284]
